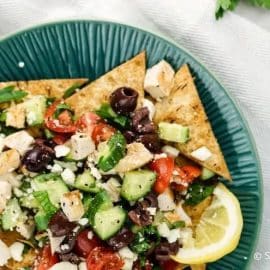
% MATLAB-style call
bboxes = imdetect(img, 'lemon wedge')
[172,183,243,264]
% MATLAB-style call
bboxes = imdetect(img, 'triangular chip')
[154,64,231,180]
[0,78,88,99]
[66,52,146,117]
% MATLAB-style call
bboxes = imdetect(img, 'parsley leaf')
[0,85,28,103]
[130,225,160,254]
[215,0,239,19]
[63,83,81,99]
[184,181,215,206]
[248,0,270,8]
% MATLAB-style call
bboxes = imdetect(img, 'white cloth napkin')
[0,0,269,269]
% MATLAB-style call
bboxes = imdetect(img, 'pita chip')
[66,52,146,117]
[0,78,88,99]
[154,64,231,180]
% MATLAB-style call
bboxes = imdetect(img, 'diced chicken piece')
[1,172,23,187]
[4,131,34,155]
[6,103,26,129]
[60,191,84,222]
[144,60,175,100]
[47,229,65,254]
[0,239,11,266]
[16,220,35,239]
[0,149,20,176]
[70,133,95,160]
[115,142,153,173]
[101,178,121,202]
[157,188,176,211]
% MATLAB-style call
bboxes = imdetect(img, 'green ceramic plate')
[0,21,262,269]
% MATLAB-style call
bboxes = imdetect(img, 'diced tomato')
[52,133,71,145]
[175,165,201,183]
[87,246,124,270]
[76,112,101,136]
[92,123,116,144]
[74,229,102,258]
[36,245,59,270]
[159,260,178,270]
[57,110,73,126]
[149,157,174,193]
[45,100,77,133]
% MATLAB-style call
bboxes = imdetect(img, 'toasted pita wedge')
[0,78,88,99]
[154,64,231,180]
[66,52,146,117]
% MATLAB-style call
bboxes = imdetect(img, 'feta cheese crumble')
[54,145,70,158]
[61,168,75,185]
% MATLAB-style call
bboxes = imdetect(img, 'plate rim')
[0,19,263,269]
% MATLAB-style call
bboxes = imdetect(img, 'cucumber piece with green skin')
[24,95,46,126]
[158,122,189,143]
[2,198,23,230]
[31,179,68,207]
[87,191,113,224]
[74,170,99,193]
[201,167,215,180]
[97,132,126,172]
[93,206,126,240]
[121,170,156,201]
[35,210,50,231]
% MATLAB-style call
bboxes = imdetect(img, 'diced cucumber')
[201,167,215,180]
[93,206,126,240]
[121,170,156,201]
[24,95,46,126]
[20,195,39,209]
[74,170,99,193]
[31,179,68,207]
[87,191,113,224]
[35,210,50,231]
[97,132,126,172]
[2,198,22,230]
[83,194,94,213]
[158,122,189,143]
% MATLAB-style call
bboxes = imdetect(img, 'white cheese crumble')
[9,242,24,262]
[143,99,155,120]
[78,218,89,226]
[54,145,71,158]
[161,145,180,157]
[61,168,75,185]
[118,247,138,270]
[0,240,11,266]
[154,153,167,160]
[79,262,87,270]
[51,163,63,173]
[157,222,170,238]
[146,207,157,216]
[87,158,102,180]
[191,146,212,161]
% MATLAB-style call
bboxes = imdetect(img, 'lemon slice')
[172,183,243,264]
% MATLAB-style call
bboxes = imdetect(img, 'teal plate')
[0,21,262,270]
